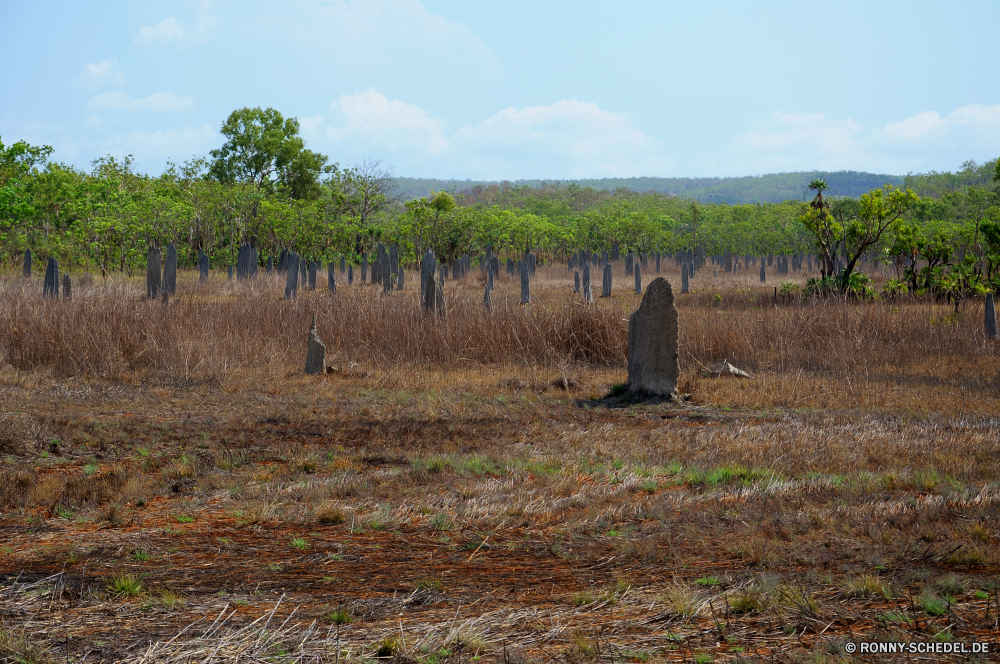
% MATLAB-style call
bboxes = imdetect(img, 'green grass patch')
[321,608,353,625]
[430,513,451,530]
[107,573,143,597]
[415,577,443,592]
[919,593,948,616]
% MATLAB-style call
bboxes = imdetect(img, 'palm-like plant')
[808,179,829,210]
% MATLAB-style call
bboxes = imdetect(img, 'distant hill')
[393,171,906,205]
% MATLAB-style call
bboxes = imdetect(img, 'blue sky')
[2,0,999,179]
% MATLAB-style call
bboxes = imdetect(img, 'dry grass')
[0,267,628,384]
[1,260,999,662]
[3,263,997,414]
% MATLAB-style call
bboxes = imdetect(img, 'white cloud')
[458,100,664,174]
[298,115,324,135]
[881,111,942,142]
[134,1,216,44]
[722,104,1000,174]
[325,90,668,178]
[104,125,216,155]
[78,60,125,87]
[877,104,1000,146]
[135,17,188,44]
[328,90,448,153]
[270,0,500,81]
[86,92,195,112]
[725,111,864,172]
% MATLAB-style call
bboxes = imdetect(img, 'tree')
[208,108,328,198]
[838,186,918,291]
[331,160,399,254]
[1,137,53,261]
[279,148,329,201]
[798,179,841,278]
[430,191,456,220]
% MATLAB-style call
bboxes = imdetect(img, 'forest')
[2,106,999,297]
[393,170,907,204]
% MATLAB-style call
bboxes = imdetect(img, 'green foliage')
[804,276,837,296]
[0,628,51,664]
[607,383,628,398]
[107,573,143,597]
[415,577,443,592]
[430,513,451,531]
[375,637,400,658]
[904,159,998,197]
[695,576,724,587]
[321,608,353,625]
[919,592,948,616]
[779,282,800,297]
[843,272,875,299]
[3,125,998,297]
[808,179,828,194]
[208,107,329,198]
[882,278,907,298]
[393,170,905,204]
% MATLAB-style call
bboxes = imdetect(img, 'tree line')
[1,106,999,300]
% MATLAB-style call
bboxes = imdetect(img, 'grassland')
[1,261,999,663]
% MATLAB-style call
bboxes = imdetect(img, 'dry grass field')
[1,260,999,663]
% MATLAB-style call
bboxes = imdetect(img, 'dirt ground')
[2,262,999,663]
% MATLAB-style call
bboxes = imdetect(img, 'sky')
[2,0,999,180]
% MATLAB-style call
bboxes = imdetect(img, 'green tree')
[798,179,840,278]
[208,107,328,199]
[838,186,918,291]
[1,137,53,261]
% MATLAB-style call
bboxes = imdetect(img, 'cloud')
[85,92,195,112]
[725,111,865,172]
[877,104,1000,146]
[298,115,324,134]
[96,125,218,164]
[269,0,500,82]
[458,100,664,175]
[135,17,188,44]
[78,60,125,87]
[328,90,448,153]
[134,1,216,44]
[325,90,668,178]
[722,104,1000,174]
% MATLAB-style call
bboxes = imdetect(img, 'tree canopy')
[208,107,329,199]
[1,108,998,304]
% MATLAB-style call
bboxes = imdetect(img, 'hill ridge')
[392,170,906,205]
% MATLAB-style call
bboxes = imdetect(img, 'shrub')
[107,574,143,597]
[321,608,352,625]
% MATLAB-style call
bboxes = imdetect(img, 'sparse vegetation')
[106,574,143,597]
[0,628,51,664]
[415,577,443,592]
[1,260,999,662]
[321,608,352,625]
